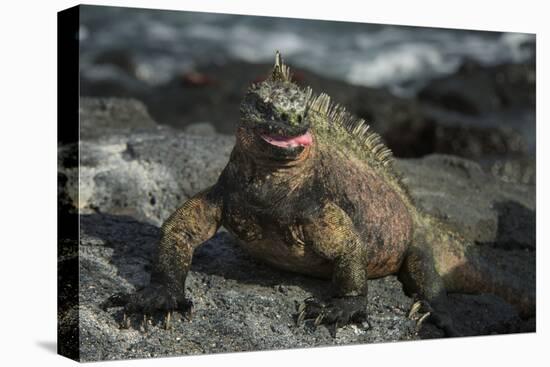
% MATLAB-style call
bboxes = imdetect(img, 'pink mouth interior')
[260,131,313,148]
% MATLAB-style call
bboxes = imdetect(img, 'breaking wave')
[80,6,534,95]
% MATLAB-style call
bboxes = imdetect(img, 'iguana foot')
[103,283,192,316]
[408,300,460,337]
[296,296,368,334]
[408,300,430,325]
[116,309,180,331]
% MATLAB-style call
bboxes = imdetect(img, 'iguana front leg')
[111,186,223,314]
[297,202,369,329]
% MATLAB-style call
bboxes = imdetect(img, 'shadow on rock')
[77,212,420,361]
[492,200,536,251]
[79,213,335,310]
[420,199,536,338]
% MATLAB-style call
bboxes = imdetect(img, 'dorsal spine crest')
[271,51,292,82]
[307,92,395,168]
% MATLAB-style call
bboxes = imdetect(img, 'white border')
[0,0,547,366]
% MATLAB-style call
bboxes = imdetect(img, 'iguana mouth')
[260,131,313,148]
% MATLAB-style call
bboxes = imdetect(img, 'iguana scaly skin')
[120,52,534,335]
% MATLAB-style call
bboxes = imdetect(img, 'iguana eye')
[281,113,288,121]
[297,114,302,123]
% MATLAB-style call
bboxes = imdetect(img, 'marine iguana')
[114,52,534,335]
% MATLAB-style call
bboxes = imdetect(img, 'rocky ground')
[58,98,535,361]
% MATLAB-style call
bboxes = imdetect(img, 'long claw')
[416,312,431,328]
[297,310,306,325]
[121,313,130,329]
[408,301,422,319]
[330,321,339,338]
[141,314,148,332]
[164,311,172,330]
[297,302,306,314]
[314,313,324,327]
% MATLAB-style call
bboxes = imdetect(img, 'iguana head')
[238,51,313,159]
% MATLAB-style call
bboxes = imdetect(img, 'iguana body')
[121,52,534,334]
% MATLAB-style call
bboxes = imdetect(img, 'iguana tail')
[406,212,535,318]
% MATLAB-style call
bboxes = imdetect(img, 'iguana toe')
[296,296,368,333]
[103,283,192,317]
[407,300,425,319]
[407,299,460,337]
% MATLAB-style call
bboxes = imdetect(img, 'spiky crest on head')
[271,51,292,82]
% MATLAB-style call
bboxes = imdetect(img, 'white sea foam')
[227,25,311,62]
[183,23,226,41]
[346,43,458,87]
[500,33,534,62]
[146,21,179,42]
[79,25,89,41]
[79,8,535,93]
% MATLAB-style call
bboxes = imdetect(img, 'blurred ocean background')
[77,5,535,175]
[79,6,534,96]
